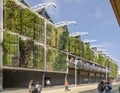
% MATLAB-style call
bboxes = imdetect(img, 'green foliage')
[46,23,53,46]
[110,62,118,78]
[2,31,18,66]
[58,30,69,50]
[3,0,118,74]
[34,44,44,69]
[46,48,56,70]
[4,0,44,41]
[75,38,80,56]
[19,38,34,67]
[55,27,69,50]
[80,41,85,58]
[97,54,102,65]
[52,51,67,71]
[68,37,76,53]
[84,43,91,60]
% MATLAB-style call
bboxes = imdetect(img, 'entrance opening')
[3,70,42,88]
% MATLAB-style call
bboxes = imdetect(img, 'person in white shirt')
[35,82,42,93]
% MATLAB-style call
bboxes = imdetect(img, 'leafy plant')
[52,51,67,71]
[84,43,91,60]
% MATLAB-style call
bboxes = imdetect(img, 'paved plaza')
[1,83,119,93]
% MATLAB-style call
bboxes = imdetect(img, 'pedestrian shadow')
[2,88,28,93]
[78,89,97,93]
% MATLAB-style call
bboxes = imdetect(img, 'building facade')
[0,0,118,91]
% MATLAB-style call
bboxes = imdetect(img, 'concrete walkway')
[1,83,119,93]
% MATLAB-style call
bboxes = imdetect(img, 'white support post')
[106,67,107,81]
[75,63,77,87]
[0,0,3,91]
[44,20,47,70]
[0,0,3,67]
[65,50,69,81]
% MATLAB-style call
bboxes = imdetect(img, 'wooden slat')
[110,0,120,26]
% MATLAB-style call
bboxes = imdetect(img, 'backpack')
[108,86,112,90]
[108,83,112,90]
[98,83,104,92]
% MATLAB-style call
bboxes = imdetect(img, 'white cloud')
[93,9,103,19]
[64,0,87,3]
[103,20,114,25]
[102,42,117,50]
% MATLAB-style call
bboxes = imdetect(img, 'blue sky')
[26,0,120,69]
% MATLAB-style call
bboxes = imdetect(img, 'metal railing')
[68,60,110,73]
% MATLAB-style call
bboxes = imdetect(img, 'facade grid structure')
[0,0,118,91]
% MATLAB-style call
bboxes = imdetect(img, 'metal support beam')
[31,3,56,12]
[69,32,88,37]
[106,67,107,81]
[75,64,77,87]
[42,72,45,87]
[55,21,76,28]
[44,20,47,70]
[83,39,97,43]
[65,50,69,81]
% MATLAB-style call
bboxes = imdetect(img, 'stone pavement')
[1,83,119,93]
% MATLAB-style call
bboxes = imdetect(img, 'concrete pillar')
[78,70,80,84]
[95,73,97,83]
[0,70,3,91]
[42,72,45,87]
[65,73,68,81]
[88,72,90,83]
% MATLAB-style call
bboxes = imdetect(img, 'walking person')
[29,80,35,92]
[98,80,104,93]
[64,80,69,91]
[46,79,51,87]
[104,81,109,93]
[35,82,42,93]
[107,80,112,93]
[28,80,38,93]
[104,80,112,93]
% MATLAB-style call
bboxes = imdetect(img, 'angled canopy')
[110,0,120,26]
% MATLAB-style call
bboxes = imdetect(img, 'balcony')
[68,59,109,73]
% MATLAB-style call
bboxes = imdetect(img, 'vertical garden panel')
[56,27,64,49]
[69,37,76,53]
[52,50,67,72]
[34,43,44,69]
[3,31,18,66]
[84,43,91,60]
[46,48,57,71]
[19,38,34,68]
[46,23,52,46]
[46,48,67,72]
[80,41,85,58]
[75,38,80,56]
